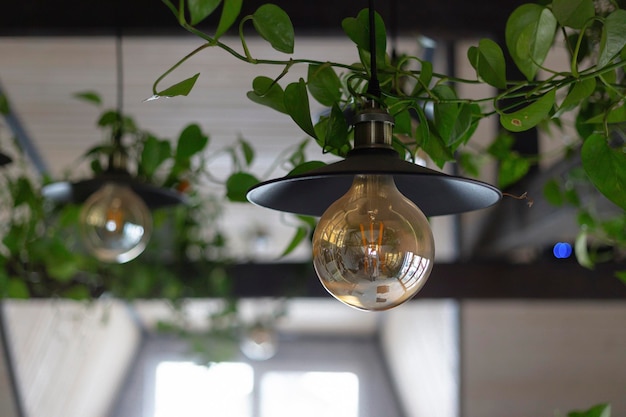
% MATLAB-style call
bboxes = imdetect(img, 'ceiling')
[1,0,527,38]
[0,0,624,300]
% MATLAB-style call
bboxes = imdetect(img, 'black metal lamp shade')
[247,148,501,217]
[42,173,186,209]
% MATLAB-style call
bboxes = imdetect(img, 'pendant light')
[247,1,501,311]
[42,34,185,263]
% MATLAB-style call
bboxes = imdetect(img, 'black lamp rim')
[42,176,187,209]
[247,153,502,217]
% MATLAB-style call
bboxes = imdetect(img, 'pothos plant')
[151,0,626,280]
[0,90,267,300]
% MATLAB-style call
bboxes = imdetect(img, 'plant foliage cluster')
[153,0,626,277]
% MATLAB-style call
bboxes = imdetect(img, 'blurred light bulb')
[312,174,434,311]
[79,183,152,263]
[240,323,278,361]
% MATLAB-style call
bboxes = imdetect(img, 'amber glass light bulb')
[312,174,434,311]
[79,183,152,263]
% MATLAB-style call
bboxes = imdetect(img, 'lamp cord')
[109,27,126,172]
[366,0,381,99]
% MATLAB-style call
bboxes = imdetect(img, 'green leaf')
[215,0,243,38]
[616,270,626,285]
[432,85,473,145]
[598,10,626,68]
[239,138,255,166]
[97,110,120,128]
[457,152,480,178]
[575,230,594,269]
[73,91,102,106]
[307,64,342,107]
[342,9,386,62]
[499,89,556,132]
[412,61,432,95]
[141,136,172,178]
[287,160,327,176]
[225,172,259,202]
[581,133,626,210]
[6,279,29,299]
[468,39,507,89]
[281,226,308,257]
[559,78,596,113]
[414,104,454,167]
[498,155,531,188]
[155,73,200,98]
[318,103,349,152]
[505,4,557,80]
[252,4,294,54]
[12,176,37,207]
[552,0,595,29]
[568,403,611,417]
[0,93,9,114]
[543,178,564,206]
[246,76,287,114]
[488,131,514,159]
[284,79,317,139]
[585,106,626,124]
[62,286,92,300]
[44,240,81,282]
[176,124,208,162]
[188,0,221,25]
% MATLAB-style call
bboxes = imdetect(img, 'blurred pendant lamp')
[42,34,185,263]
[247,1,501,311]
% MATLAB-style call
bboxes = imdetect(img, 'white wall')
[462,301,626,417]
[3,299,141,417]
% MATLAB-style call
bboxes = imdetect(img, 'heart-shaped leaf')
[141,135,172,179]
[505,4,557,80]
[284,79,317,139]
[559,77,596,113]
[499,89,555,132]
[188,0,222,25]
[598,9,626,68]
[432,85,473,145]
[581,132,626,210]
[342,9,386,58]
[552,0,595,29]
[239,138,255,166]
[307,64,342,107]
[73,91,102,106]
[281,226,309,257]
[176,123,208,162]
[252,4,294,54]
[215,0,242,38]
[246,76,287,114]
[155,73,200,98]
[498,155,531,188]
[226,172,260,202]
[467,39,507,89]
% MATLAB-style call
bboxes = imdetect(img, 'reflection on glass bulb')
[79,183,152,263]
[312,174,434,311]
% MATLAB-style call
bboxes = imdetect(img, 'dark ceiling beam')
[229,261,626,300]
[1,0,526,38]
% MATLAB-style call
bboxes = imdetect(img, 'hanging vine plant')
[151,0,626,278]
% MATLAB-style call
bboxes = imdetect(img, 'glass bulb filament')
[312,175,435,311]
[361,221,383,276]
[80,183,152,263]
[105,198,124,233]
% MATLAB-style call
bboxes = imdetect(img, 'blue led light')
[553,242,573,259]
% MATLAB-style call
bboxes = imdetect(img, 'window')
[112,336,401,417]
